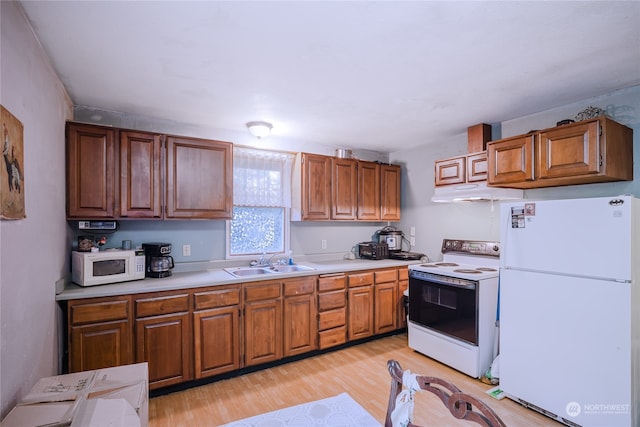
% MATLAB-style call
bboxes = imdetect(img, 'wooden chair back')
[385,359,506,427]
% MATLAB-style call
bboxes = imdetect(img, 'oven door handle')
[436,281,476,290]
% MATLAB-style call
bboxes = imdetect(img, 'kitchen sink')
[224,267,275,277]
[271,264,315,273]
[224,264,315,278]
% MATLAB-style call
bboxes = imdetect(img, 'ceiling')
[19,1,640,152]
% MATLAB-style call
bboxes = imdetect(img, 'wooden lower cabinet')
[317,274,347,349]
[70,321,130,373]
[374,269,397,334]
[65,266,410,390]
[347,272,374,341]
[193,285,241,379]
[244,281,283,366]
[134,292,192,390]
[283,277,317,357]
[68,296,132,373]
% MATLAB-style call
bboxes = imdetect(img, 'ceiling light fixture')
[246,121,273,139]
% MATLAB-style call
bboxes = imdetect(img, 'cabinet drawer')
[318,274,345,292]
[398,267,408,281]
[135,293,189,318]
[318,290,346,311]
[374,269,397,283]
[318,326,347,349]
[348,272,373,287]
[194,286,240,310]
[283,277,315,297]
[70,297,130,325]
[244,282,281,302]
[319,308,346,331]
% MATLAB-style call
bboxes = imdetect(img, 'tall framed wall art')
[1,105,25,220]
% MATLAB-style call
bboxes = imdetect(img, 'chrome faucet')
[250,252,274,267]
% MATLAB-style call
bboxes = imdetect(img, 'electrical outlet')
[321,239,327,249]
[410,237,416,247]
[182,244,191,257]
[410,226,416,236]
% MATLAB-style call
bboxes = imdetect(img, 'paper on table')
[19,372,96,404]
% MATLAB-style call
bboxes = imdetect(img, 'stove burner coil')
[453,269,483,274]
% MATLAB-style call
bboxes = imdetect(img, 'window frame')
[225,206,290,261]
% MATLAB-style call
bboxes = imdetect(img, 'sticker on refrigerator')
[511,207,525,228]
[524,203,536,216]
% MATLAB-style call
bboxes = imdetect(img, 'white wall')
[0,1,72,418]
[391,85,640,261]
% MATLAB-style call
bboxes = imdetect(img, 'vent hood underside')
[431,182,523,203]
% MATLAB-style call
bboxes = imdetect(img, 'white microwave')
[72,250,145,287]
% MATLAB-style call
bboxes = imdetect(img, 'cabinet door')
[66,123,116,218]
[135,312,192,389]
[193,306,240,378]
[283,293,317,357]
[380,164,401,221]
[331,158,357,220]
[68,296,132,373]
[120,131,162,218]
[538,120,600,180]
[434,156,465,186]
[487,134,535,186]
[165,136,233,219]
[301,153,331,220]
[348,285,374,340]
[70,321,131,372]
[397,268,408,329]
[244,299,283,366]
[466,152,488,182]
[357,161,380,220]
[374,282,397,334]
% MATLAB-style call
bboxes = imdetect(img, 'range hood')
[431,182,523,203]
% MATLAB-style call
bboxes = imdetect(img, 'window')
[227,147,294,258]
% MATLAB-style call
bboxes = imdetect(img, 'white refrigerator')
[499,195,639,427]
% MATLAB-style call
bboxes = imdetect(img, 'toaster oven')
[358,241,389,260]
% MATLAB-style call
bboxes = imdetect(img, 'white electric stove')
[407,239,500,378]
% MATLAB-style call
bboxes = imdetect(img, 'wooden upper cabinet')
[357,161,380,220]
[537,117,632,185]
[380,164,401,221]
[487,134,536,186]
[165,135,233,219]
[435,156,466,187]
[66,123,117,218]
[331,158,357,220]
[293,152,401,222]
[301,153,332,220]
[538,120,599,179]
[466,152,488,182]
[67,123,233,220]
[488,116,632,189]
[120,131,162,218]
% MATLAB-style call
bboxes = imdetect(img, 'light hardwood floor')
[149,333,559,426]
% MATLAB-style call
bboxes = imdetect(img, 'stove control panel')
[441,239,500,257]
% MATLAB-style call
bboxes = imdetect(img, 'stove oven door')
[409,272,478,345]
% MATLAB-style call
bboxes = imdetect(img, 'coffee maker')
[142,242,174,278]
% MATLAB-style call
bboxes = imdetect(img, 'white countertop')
[56,258,420,301]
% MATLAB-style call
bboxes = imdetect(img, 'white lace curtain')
[233,147,294,207]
